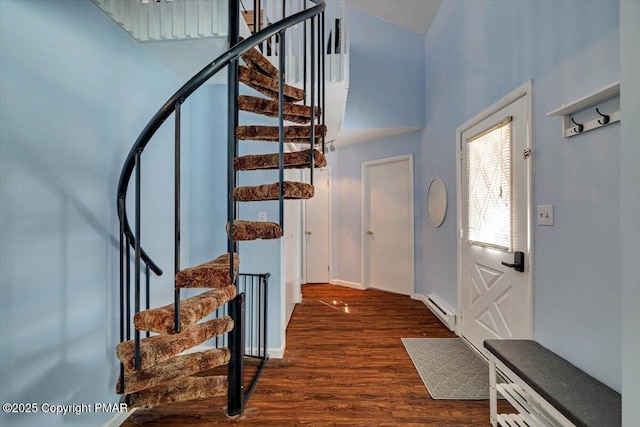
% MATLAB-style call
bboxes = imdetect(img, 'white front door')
[458,85,533,352]
[363,155,414,296]
[304,168,330,283]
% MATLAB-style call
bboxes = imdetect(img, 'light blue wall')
[332,133,422,290]
[620,1,640,423]
[422,0,621,390]
[187,82,287,352]
[188,85,229,265]
[0,0,183,426]
[235,84,291,352]
[343,6,425,130]
[235,138,285,352]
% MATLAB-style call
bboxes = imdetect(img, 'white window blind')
[466,118,512,250]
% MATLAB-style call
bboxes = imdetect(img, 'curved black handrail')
[116,0,326,276]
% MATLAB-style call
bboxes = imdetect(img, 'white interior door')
[458,86,533,353]
[363,156,414,296]
[304,168,330,283]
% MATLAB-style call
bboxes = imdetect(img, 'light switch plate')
[537,205,554,226]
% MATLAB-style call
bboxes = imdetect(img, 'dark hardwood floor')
[122,284,511,426]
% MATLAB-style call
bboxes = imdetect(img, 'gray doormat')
[402,338,492,400]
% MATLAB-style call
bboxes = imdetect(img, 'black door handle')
[502,251,525,272]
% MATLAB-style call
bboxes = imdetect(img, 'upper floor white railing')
[91,0,229,41]
[91,0,347,87]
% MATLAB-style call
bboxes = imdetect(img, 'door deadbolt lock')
[502,251,525,272]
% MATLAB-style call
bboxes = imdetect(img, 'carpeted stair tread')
[175,253,239,289]
[116,348,230,395]
[126,375,227,408]
[236,124,326,142]
[117,317,233,373]
[227,220,283,241]
[133,287,236,335]
[234,181,314,202]
[239,66,305,102]
[240,39,280,79]
[238,95,320,124]
[235,149,326,171]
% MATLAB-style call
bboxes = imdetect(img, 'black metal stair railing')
[239,273,270,404]
[208,273,270,406]
[116,0,326,415]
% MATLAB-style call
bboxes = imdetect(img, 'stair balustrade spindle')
[278,29,286,229]
[309,14,316,185]
[145,265,150,338]
[134,151,142,371]
[118,198,126,394]
[126,236,131,341]
[174,102,182,334]
[321,10,326,153]
[317,12,322,153]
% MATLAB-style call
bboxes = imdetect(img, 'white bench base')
[489,355,575,427]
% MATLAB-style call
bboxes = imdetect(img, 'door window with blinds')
[466,117,512,251]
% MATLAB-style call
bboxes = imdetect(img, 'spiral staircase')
[114,0,327,417]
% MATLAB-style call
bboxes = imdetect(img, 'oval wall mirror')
[427,177,447,227]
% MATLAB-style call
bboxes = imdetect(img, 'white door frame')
[302,167,332,284]
[455,80,535,339]
[361,154,415,293]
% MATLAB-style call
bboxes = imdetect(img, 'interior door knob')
[306,231,312,235]
[367,230,374,235]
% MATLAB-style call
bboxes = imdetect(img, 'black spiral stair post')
[227,0,243,417]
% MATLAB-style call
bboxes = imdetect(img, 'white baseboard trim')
[331,279,365,290]
[268,341,286,359]
[414,293,457,332]
[102,408,137,427]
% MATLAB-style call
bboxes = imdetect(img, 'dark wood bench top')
[484,340,621,427]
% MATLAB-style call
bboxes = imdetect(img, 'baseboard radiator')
[425,294,456,332]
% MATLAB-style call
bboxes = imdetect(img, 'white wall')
[620,1,640,424]
[422,0,622,390]
[0,1,184,425]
